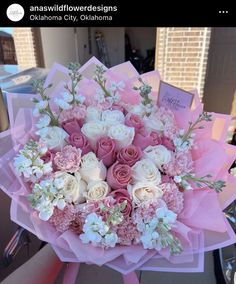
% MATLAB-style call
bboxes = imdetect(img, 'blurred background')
[1,27,236,114]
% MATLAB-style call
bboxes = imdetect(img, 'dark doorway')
[203,28,236,115]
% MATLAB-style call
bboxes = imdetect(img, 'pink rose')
[117,144,142,166]
[61,118,81,135]
[54,145,82,173]
[112,104,127,115]
[68,132,92,155]
[133,133,151,150]
[96,137,116,167]
[111,189,132,217]
[107,162,132,189]
[161,136,175,151]
[149,131,162,146]
[133,131,162,150]
[41,150,54,163]
[125,113,144,132]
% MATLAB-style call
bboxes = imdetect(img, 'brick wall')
[155,27,211,99]
[13,28,39,69]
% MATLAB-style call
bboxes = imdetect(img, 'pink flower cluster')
[35,102,189,250]
[164,151,193,177]
[162,183,184,213]
[20,73,201,253]
[54,145,82,172]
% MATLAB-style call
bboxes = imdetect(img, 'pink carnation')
[82,197,116,222]
[132,199,167,224]
[153,107,179,139]
[54,145,82,172]
[163,123,179,140]
[161,183,184,214]
[49,205,77,232]
[59,105,86,126]
[69,213,85,235]
[116,218,140,245]
[164,151,193,176]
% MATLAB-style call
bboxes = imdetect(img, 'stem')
[97,78,111,97]
[183,174,225,192]
[180,112,212,145]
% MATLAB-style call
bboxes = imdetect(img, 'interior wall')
[40,27,125,68]
[40,28,77,68]
[125,27,156,58]
[76,28,91,65]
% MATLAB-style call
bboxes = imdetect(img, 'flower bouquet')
[1,57,236,283]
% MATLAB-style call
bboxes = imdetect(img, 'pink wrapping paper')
[1,57,236,275]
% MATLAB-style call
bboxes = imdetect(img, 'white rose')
[132,159,161,185]
[101,110,125,126]
[80,152,107,183]
[143,145,171,169]
[86,106,102,122]
[36,126,68,151]
[81,121,107,148]
[54,172,87,204]
[108,124,135,149]
[85,180,110,201]
[128,182,163,205]
[143,113,164,132]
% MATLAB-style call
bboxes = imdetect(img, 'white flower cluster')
[36,126,68,151]
[130,103,154,117]
[28,178,66,221]
[81,108,134,149]
[29,171,87,221]
[95,81,124,104]
[80,213,118,248]
[128,154,173,205]
[32,99,48,117]
[136,206,177,250]
[54,91,86,110]
[13,141,52,182]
